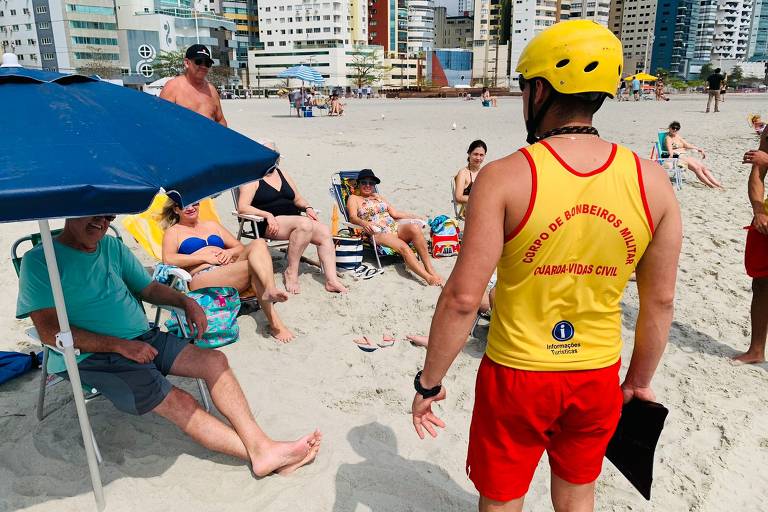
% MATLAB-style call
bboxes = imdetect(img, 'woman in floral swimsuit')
[346,169,443,286]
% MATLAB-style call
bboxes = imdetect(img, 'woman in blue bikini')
[160,197,294,342]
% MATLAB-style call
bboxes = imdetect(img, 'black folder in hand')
[605,399,669,500]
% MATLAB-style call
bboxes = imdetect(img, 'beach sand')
[1,94,768,511]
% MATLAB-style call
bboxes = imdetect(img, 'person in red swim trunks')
[735,129,768,364]
[410,20,682,512]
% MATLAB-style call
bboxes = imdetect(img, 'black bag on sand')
[605,398,669,500]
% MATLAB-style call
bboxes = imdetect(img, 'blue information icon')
[552,321,575,342]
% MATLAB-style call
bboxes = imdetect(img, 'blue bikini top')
[178,234,225,255]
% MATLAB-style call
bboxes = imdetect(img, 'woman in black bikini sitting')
[237,140,347,295]
[160,194,294,342]
[453,140,487,218]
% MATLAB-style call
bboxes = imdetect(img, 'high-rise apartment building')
[369,0,408,55]
[434,4,446,43]
[406,0,435,54]
[617,0,657,74]
[749,0,768,59]
[566,0,610,25]
[712,0,752,60]
[458,0,473,14]
[219,0,259,72]
[508,0,564,86]
[0,2,41,67]
[472,0,511,84]
[435,11,473,47]
[608,0,623,36]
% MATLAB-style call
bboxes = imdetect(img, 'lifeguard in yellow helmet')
[412,20,682,511]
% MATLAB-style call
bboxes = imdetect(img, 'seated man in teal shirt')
[16,215,320,476]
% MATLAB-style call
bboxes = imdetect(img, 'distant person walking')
[720,73,728,103]
[631,75,641,100]
[160,45,227,126]
[411,20,681,512]
[706,68,724,113]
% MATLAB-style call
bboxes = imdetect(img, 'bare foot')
[406,334,429,347]
[263,287,289,303]
[283,271,301,294]
[276,432,322,475]
[271,323,295,343]
[250,430,321,478]
[426,273,444,287]
[325,279,348,293]
[731,352,766,365]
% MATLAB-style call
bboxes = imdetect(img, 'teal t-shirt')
[16,235,152,374]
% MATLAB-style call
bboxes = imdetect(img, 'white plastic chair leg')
[470,315,481,338]
[197,378,211,412]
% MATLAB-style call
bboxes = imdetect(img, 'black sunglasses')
[194,58,212,68]
[518,74,527,92]
[93,215,116,222]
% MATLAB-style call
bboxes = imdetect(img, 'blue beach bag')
[166,287,241,348]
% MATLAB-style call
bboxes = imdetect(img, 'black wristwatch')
[414,370,442,398]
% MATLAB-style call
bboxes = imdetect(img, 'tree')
[698,63,713,79]
[207,66,233,87]
[348,46,387,89]
[654,67,669,79]
[76,46,120,79]
[154,50,186,78]
[728,65,743,84]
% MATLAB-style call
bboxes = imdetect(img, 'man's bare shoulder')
[207,82,220,98]
[478,150,532,183]
[159,76,184,99]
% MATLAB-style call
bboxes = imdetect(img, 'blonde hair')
[158,198,180,229]
[751,114,762,124]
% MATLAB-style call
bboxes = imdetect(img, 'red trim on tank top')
[539,140,618,177]
[634,152,655,235]
[504,148,537,243]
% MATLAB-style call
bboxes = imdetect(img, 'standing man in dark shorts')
[411,20,681,511]
[160,44,227,126]
[706,68,724,113]
[735,129,768,363]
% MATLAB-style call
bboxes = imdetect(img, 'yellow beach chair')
[122,193,222,261]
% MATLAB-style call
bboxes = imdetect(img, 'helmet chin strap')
[525,78,557,145]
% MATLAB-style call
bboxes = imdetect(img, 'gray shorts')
[74,329,190,415]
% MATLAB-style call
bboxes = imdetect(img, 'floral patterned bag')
[165,286,241,348]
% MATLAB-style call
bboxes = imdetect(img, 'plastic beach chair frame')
[11,226,212,467]
[651,130,683,190]
[329,170,425,270]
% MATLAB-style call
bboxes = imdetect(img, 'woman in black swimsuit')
[453,139,487,218]
[237,140,347,295]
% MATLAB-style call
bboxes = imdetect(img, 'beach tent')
[0,52,278,510]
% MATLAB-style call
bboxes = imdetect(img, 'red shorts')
[745,228,768,278]
[466,356,622,502]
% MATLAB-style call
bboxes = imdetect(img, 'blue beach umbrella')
[0,55,278,510]
[277,64,325,84]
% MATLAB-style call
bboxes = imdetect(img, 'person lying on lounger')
[346,169,444,286]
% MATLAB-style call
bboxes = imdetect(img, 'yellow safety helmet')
[515,20,623,97]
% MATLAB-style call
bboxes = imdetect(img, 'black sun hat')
[357,169,381,184]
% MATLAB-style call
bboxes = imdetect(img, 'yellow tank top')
[486,141,654,371]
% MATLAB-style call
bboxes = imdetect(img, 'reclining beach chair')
[11,225,210,466]
[121,193,261,316]
[329,170,426,270]
[651,129,683,190]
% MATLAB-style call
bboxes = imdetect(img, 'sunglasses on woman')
[359,180,377,186]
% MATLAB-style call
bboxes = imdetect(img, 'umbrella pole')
[37,220,105,512]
